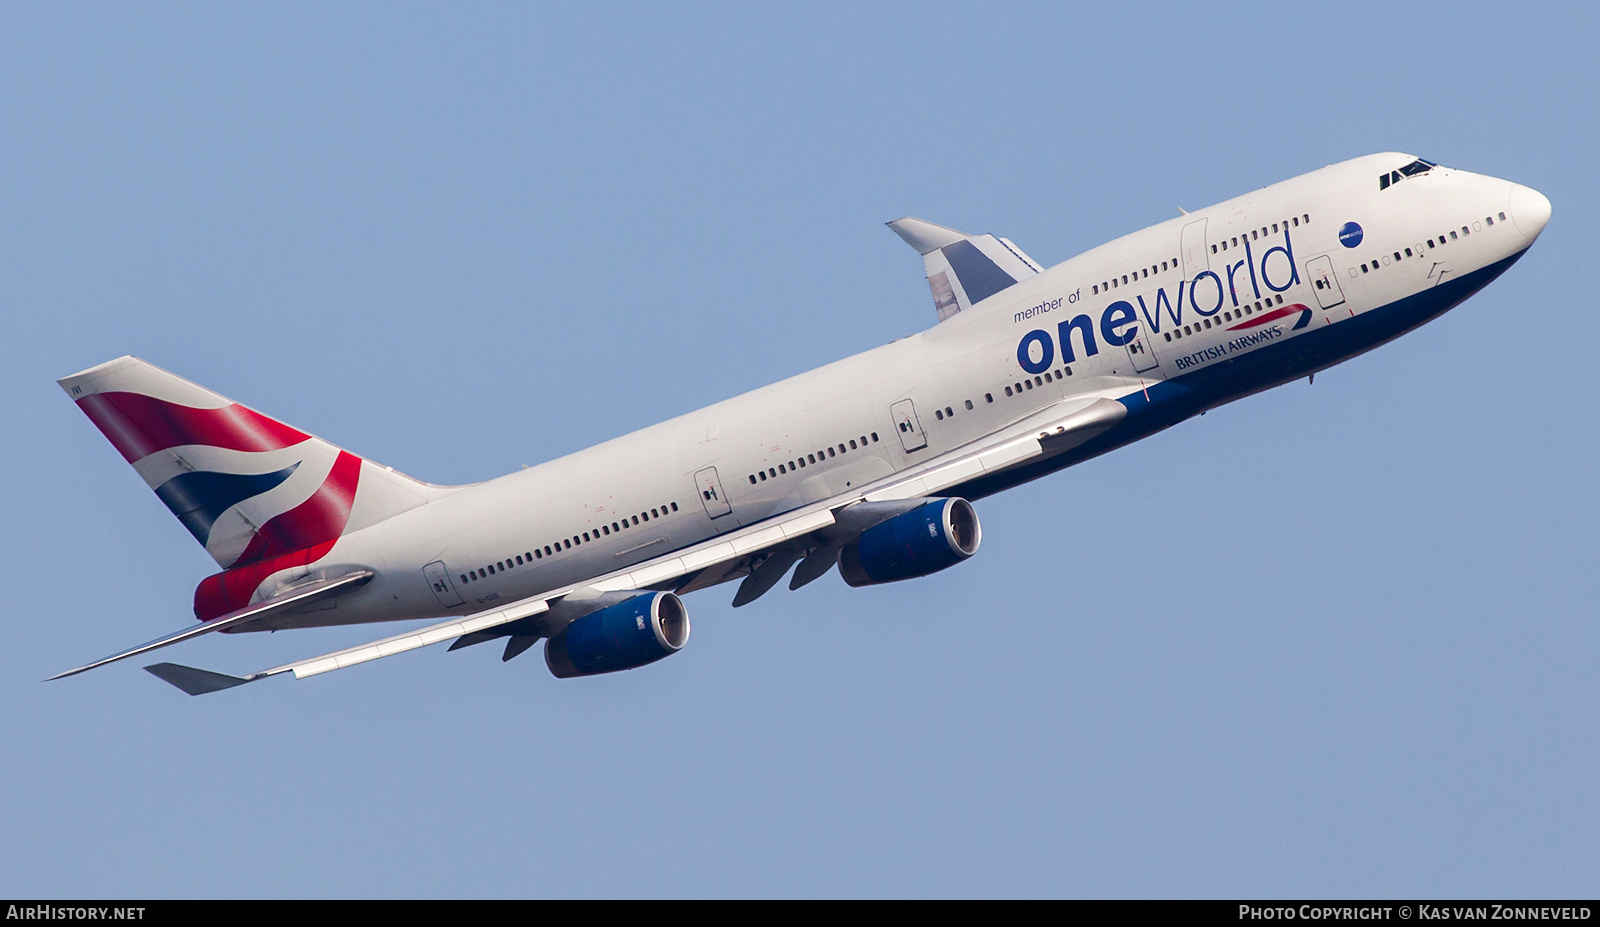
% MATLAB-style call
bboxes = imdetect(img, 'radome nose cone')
[1508,183,1552,241]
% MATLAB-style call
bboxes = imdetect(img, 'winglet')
[144,663,259,696]
[887,218,1043,322]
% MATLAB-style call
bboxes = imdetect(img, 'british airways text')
[1170,324,1285,370]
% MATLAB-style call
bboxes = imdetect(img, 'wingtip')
[886,217,968,255]
[44,663,97,682]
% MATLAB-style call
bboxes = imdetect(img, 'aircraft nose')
[1507,183,1552,241]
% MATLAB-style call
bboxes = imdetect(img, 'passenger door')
[694,466,733,519]
[890,399,928,452]
[423,560,465,608]
[1305,254,1346,309]
[1124,332,1160,374]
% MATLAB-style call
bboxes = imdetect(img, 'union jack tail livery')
[60,357,450,620]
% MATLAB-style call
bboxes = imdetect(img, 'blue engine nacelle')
[838,497,981,587]
[544,591,690,679]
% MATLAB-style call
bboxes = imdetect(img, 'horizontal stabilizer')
[144,663,255,696]
[46,569,372,681]
[888,218,1043,322]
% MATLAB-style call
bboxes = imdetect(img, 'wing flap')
[285,599,552,678]
[591,509,834,593]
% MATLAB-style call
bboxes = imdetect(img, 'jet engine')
[838,497,981,587]
[545,591,690,678]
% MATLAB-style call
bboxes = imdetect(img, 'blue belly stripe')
[952,247,1529,502]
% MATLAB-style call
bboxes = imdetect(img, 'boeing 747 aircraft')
[52,153,1550,694]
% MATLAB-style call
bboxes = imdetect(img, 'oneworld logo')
[1338,222,1364,248]
[1014,227,1302,374]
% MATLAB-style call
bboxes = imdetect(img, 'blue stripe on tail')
[155,463,300,545]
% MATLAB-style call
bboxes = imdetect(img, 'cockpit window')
[1380,159,1437,190]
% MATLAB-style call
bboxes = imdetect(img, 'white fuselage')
[275,153,1547,631]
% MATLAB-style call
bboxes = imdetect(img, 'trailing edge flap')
[887,217,1044,321]
[47,569,373,681]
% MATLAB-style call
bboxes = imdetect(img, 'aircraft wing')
[148,593,559,694]
[145,390,1128,694]
[144,504,839,693]
[858,394,1124,503]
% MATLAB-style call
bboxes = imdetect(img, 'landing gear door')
[1306,254,1346,309]
[891,399,928,452]
[694,466,732,519]
[423,560,465,608]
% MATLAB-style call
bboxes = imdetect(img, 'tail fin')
[60,356,447,570]
[887,217,1043,321]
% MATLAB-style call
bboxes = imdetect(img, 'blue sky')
[3,3,1596,897]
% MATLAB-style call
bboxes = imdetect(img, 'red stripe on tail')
[194,541,337,623]
[193,452,362,619]
[228,451,361,567]
[77,392,310,463]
